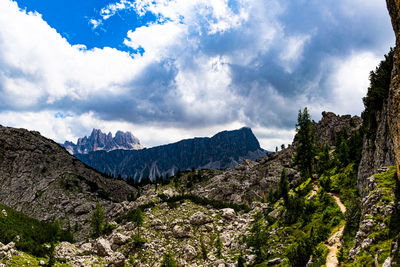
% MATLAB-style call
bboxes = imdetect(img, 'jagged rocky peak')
[313,111,362,146]
[77,127,267,181]
[63,128,143,154]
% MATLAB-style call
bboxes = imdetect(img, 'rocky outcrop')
[348,168,398,264]
[314,111,362,146]
[386,0,400,179]
[0,125,135,239]
[358,102,395,195]
[63,129,143,155]
[77,127,267,181]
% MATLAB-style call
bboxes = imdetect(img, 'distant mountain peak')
[76,127,267,181]
[62,129,144,154]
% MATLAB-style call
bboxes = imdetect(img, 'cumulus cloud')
[0,0,394,150]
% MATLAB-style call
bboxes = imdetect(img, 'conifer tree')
[131,208,144,236]
[200,235,208,260]
[161,250,178,267]
[215,231,223,258]
[90,201,104,238]
[293,107,315,179]
[279,168,289,205]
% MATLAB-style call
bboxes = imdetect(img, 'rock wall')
[357,102,395,195]
[313,111,361,146]
[387,0,400,179]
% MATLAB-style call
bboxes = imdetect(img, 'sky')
[0,0,395,150]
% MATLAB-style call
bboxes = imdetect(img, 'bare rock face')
[357,102,395,195]
[0,126,135,239]
[314,111,362,146]
[386,0,400,179]
[63,129,143,155]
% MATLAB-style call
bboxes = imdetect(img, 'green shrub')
[90,201,104,238]
[131,234,146,248]
[161,250,177,267]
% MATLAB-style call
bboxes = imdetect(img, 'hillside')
[76,127,267,181]
[0,125,135,239]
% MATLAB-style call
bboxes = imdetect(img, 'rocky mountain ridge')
[76,127,267,181]
[63,129,143,155]
[0,125,135,239]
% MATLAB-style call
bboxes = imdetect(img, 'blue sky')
[0,0,395,149]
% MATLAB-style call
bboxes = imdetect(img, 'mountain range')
[62,129,143,155]
[74,127,267,181]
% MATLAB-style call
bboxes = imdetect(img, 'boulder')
[151,219,166,230]
[79,242,92,253]
[221,208,235,220]
[111,233,130,246]
[183,244,197,261]
[55,242,80,259]
[95,238,113,256]
[74,203,93,215]
[107,252,126,267]
[1,210,7,217]
[172,225,191,238]
[163,188,176,198]
[189,211,212,225]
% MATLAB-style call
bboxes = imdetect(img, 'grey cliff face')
[76,127,267,181]
[314,111,362,146]
[357,99,395,196]
[63,129,143,155]
[0,125,135,239]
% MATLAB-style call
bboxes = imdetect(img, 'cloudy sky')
[0,0,395,150]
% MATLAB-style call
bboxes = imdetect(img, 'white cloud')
[280,34,311,73]
[0,0,394,152]
[89,19,102,29]
[0,0,147,107]
[327,51,381,115]
[124,21,186,60]
[0,110,250,148]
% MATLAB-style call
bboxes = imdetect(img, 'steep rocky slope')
[358,100,395,195]
[63,129,143,155]
[0,125,135,238]
[387,0,400,179]
[76,127,267,181]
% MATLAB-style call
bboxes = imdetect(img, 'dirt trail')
[325,193,346,267]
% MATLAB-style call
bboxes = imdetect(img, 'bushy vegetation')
[90,201,105,238]
[161,250,178,267]
[0,204,73,257]
[246,179,342,265]
[362,48,394,140]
